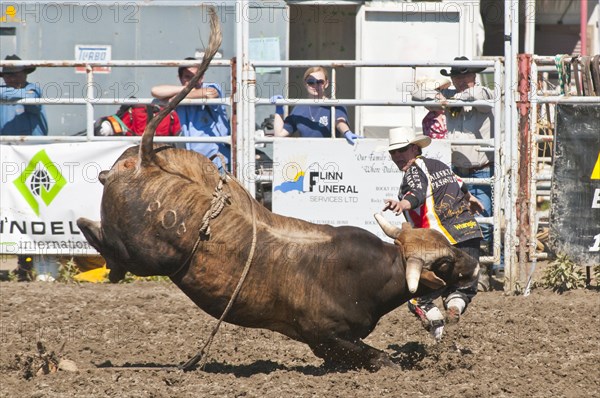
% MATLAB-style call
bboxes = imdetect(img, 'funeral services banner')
[272,138,451,241]
[1,142,131,255]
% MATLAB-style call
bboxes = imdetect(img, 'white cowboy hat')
[388,127,431,151]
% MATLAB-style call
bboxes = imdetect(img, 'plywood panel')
[289,4,357,130]
[358,9,462,137]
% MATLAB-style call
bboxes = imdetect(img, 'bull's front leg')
[308,337,397,371]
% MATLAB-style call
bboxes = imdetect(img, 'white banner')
[1,142,132,255]
[272,138,451,241]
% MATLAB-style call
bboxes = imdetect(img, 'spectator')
[411,77,451,139]
[272,66,359,145]
[412,56,496,282]
[151,57,230,172]
[0,55,48,136]
[382,127,484,341]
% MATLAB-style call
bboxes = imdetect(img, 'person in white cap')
[383,126,484,341]
[0,55,48,136]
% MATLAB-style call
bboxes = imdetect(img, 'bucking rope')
[199,177,230,237]
[180,174,258,371]
[168,175,231,279]
[554,54,571,95]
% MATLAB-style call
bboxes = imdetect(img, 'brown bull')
[77,9,479,371]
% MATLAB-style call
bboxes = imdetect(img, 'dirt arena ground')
[1,280,598,398]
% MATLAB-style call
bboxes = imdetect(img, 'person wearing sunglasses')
[383,126,485,341]
[271,66,359,145]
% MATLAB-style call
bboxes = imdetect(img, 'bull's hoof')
[108,267,126,283]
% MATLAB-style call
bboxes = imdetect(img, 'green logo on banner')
[13,150,66,216]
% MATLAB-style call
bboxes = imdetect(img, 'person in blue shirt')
[272,66,359,144]
[152,57,231,172]
[0,55,48,136]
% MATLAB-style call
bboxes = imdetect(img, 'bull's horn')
[374,213,402,239]
[406,257,424,293]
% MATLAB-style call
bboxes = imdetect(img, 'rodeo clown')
[383,127,485,341]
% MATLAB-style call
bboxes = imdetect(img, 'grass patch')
[540,254,585,293]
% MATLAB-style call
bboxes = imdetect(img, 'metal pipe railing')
[251,60,496,68]
[256,99,494,107]
[503,0,517,290]
[0,135,232,144]
[532,96,600,103]
[0,59,233,67]
[254,136,494,146]
[0,98,231,105]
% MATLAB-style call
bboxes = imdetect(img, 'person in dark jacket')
[383,127,484,341]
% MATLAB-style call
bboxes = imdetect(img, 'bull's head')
[374,213,479,294]
[77,145,188,282]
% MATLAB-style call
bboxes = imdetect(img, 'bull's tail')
[139,6,222,166]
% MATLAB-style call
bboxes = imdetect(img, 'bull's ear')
[98,170,109,185]
[419,270,446,290]
[76,218,105,254]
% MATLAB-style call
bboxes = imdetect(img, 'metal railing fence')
[2,57,505,268]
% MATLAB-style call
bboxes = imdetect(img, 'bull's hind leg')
[309,338,396,371]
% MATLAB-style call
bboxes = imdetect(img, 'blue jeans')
[454,166,493,244]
